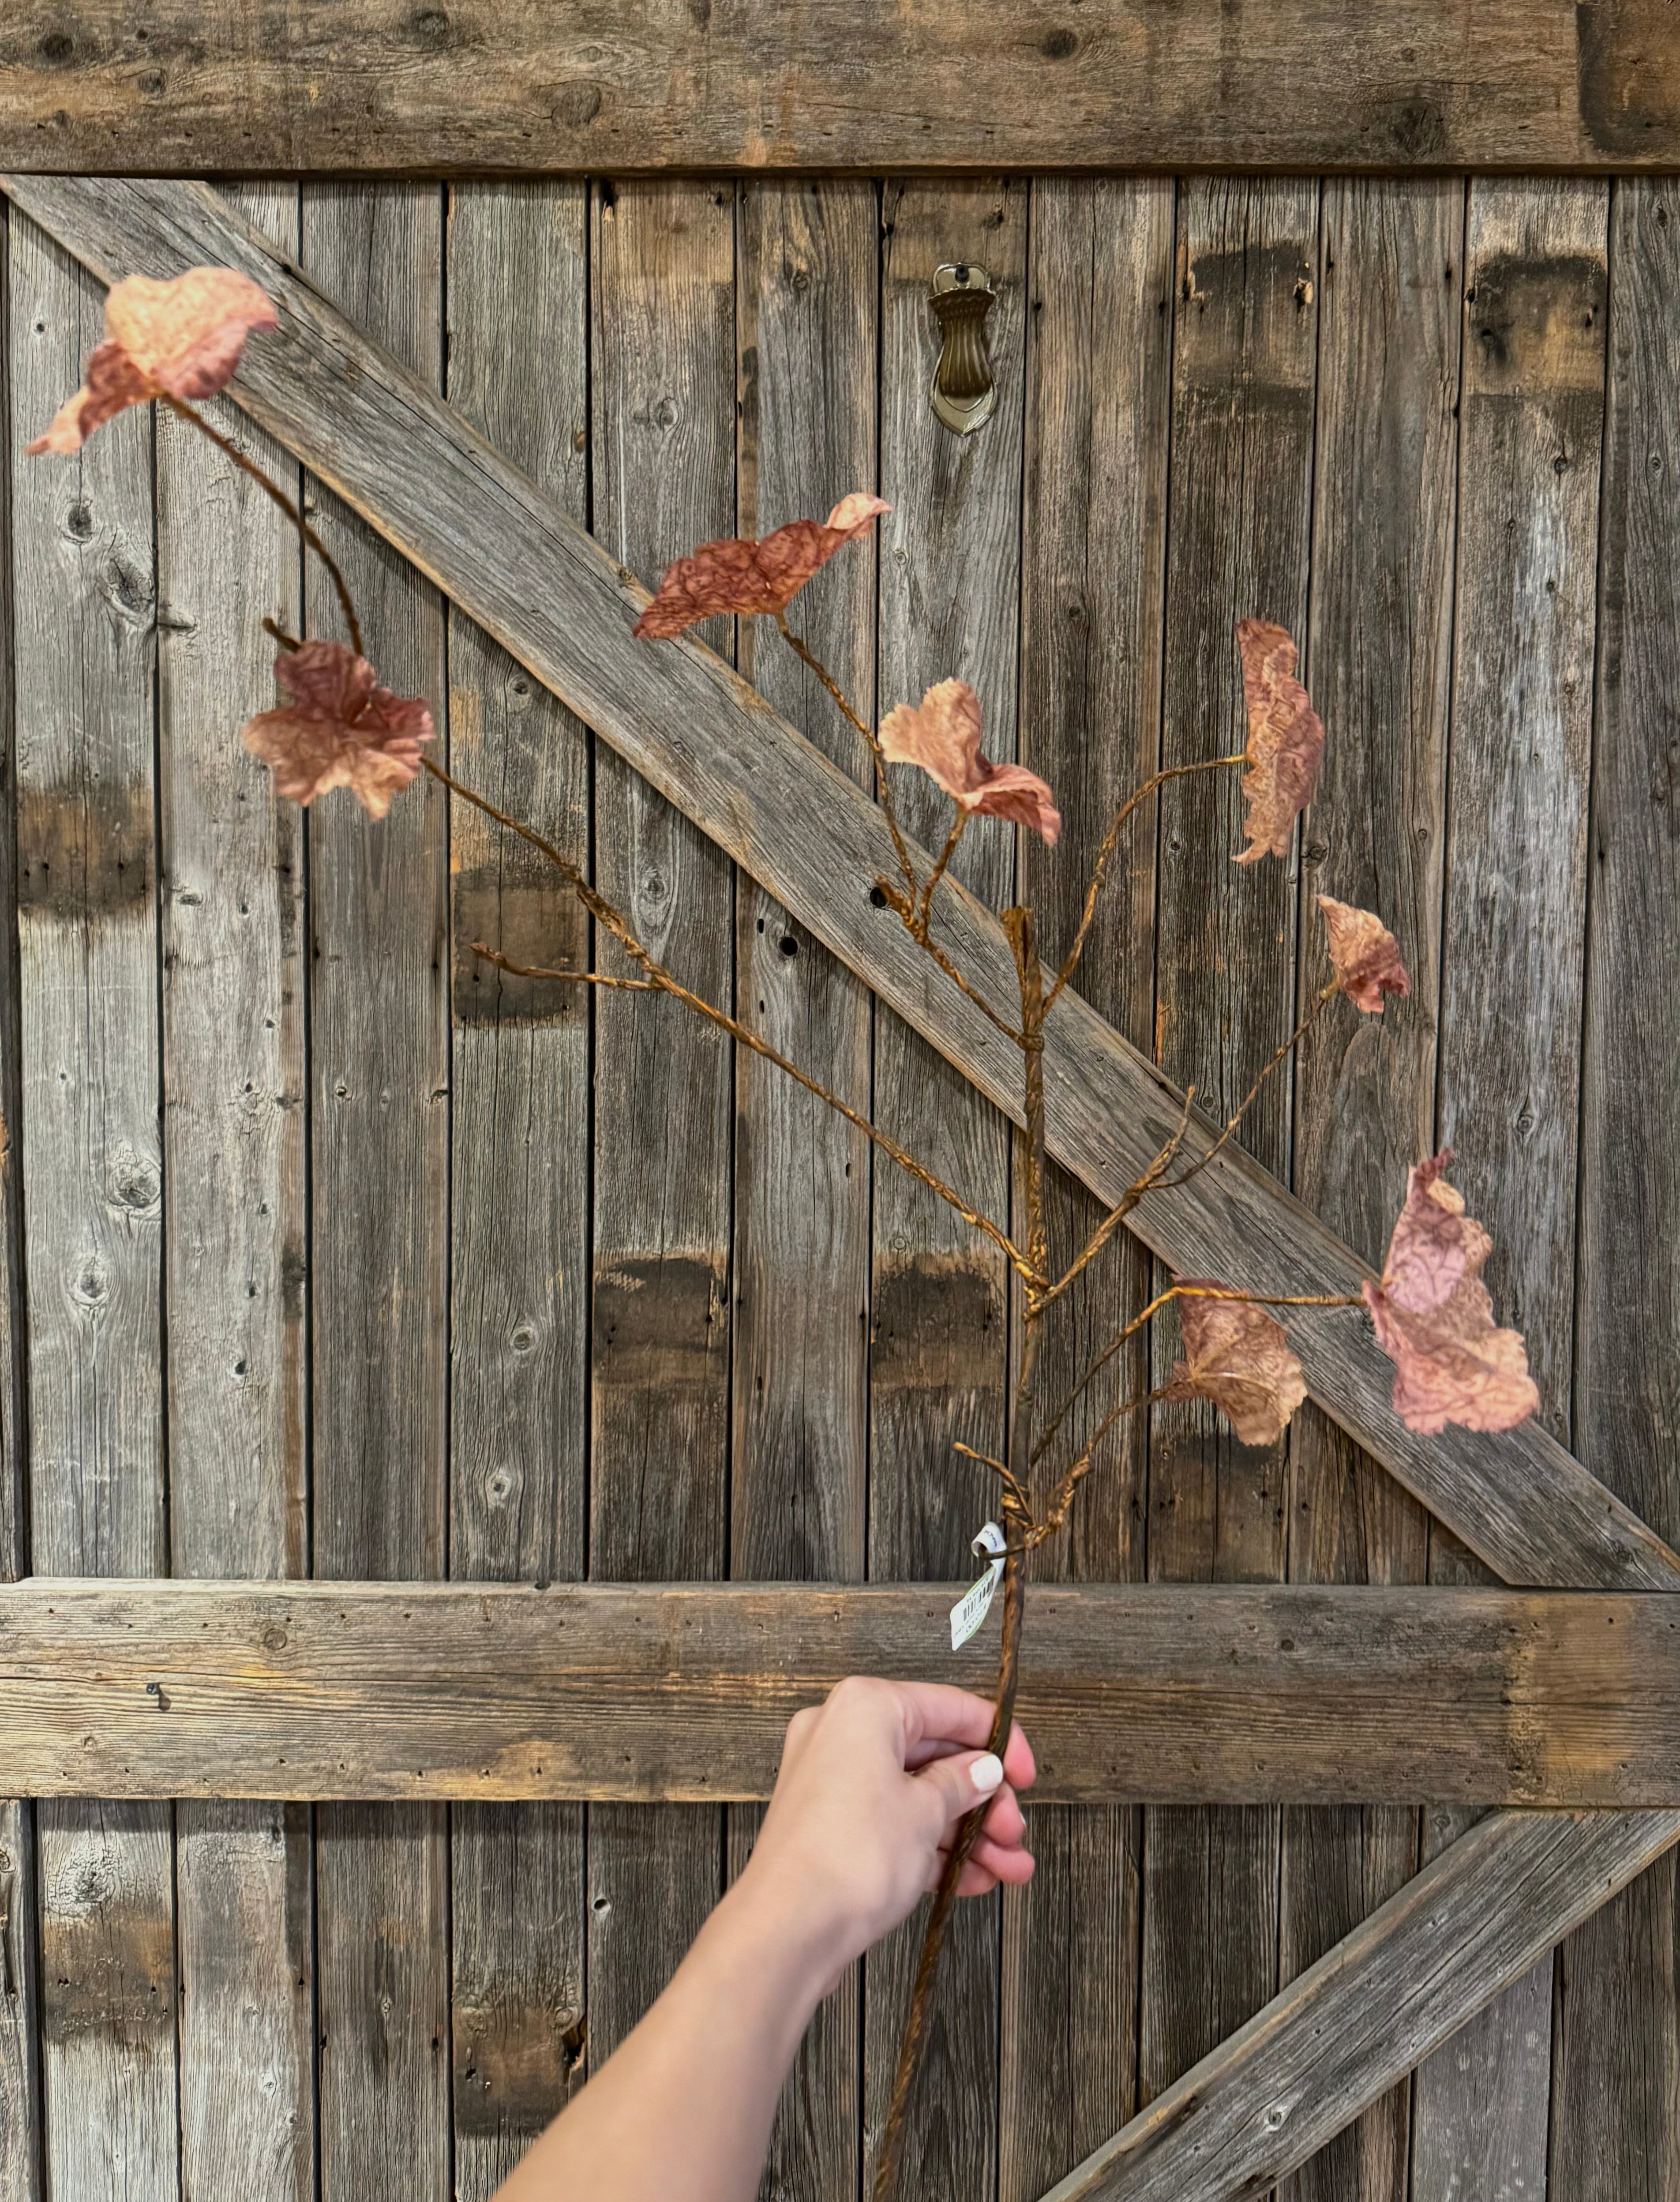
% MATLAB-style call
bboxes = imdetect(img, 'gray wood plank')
[1279,174,1463,2202]
[1552,169,1680,2202]
[6,173,1674,1599]
[1040,1807,1680,2202]
[0,190,42,2202]
[18,1578,1680,1807]
[8,203,178,2202]
[299,180,451,2202]
[156,179,314,2202]
[442,178,592,2201]
[0,1,1676,174]
[862,175,1028,2202]
[585,176,735,2077]
[1411,174,1612,2202]
[729,176,877,2202]
[999,172,1175,2202]
[1141,173,1319,2129]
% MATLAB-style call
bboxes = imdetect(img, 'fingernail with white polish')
[971,1752,1005,1795]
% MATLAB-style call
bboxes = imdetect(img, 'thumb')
[913,1748,1006,1834]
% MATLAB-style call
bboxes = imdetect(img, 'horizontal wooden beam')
[1042,1803,1680,2202]
[5,174,1674,1608]
[1,4,1678,173]
[4,1578,1680,1806]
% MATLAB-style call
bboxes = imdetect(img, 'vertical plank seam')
[0,180,45,2202]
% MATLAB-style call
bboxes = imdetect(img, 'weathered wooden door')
[3,16,1680,2199]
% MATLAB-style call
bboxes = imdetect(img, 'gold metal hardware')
[929,263,997,436]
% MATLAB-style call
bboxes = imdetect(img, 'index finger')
[893,1681,1036,1790]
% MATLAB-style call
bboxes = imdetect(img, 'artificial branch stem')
[774,611,919,906]
[168,396,364,658]
[1044,754,1249,1013]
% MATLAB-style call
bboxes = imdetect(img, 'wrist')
[711,1850,855,2021]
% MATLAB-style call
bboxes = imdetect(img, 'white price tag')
[949,1522,1007,1651]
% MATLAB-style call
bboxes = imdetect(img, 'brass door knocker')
[929,262,997,436]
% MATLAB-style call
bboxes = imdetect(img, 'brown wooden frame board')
[3,1577,1680,1808]
[2,3,1680,174]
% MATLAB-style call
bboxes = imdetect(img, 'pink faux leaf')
[1234,618,1325,864]
[242,642,435,820]
[1165,1280,1307,1447]
[1362,1151,1539,1435]
[877,679,1062,845]
[29,267,279,455]
[1317,894,1410,1013]
[632,492,889,639]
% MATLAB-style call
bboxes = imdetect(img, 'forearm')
[494,1862,833,2202]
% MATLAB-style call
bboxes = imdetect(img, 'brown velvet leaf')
[29,267,279,455]
[1317,894,1411,1013]
[242,642,435,820]
[1166,1280,1307,1447]
[877,678,1062,844]
[1362,1151,1539,1435]
[632,492,889,639]
[1234,618,1325,864]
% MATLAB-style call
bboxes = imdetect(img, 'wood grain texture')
[2,3,1679,173]
[155,180,313,2202]
[1141,172,1319,2125]
[1552,170,1680,2202]
[0,193,42,2202]
[999,172,1174,2202]
[1413,174,1612,2202]
[8,203,178,2202]
[443,178,592,2199]
[7,175,1672,1601]
[1279,175,1462,2202]
[1041,1807,1680,2202]
[862,175,1027,2202]
[585,177,735,2077]
[13,1578,1680,1806]
[729,176,876,2202]
[299,181,451,2202]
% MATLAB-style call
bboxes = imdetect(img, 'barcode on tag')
[950,1522,1007,1651]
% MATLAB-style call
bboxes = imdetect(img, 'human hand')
[734,1676,1035,1997]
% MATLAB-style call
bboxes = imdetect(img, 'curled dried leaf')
[1234,618,1325,864]
[29,267,279,455]
[1317,895,1410,1013]
[632,492,889,639]
[1362,1151,1539,1435]
[878,679,1062,845]
[1165,1280,1307,1447]
[242,642,435,820]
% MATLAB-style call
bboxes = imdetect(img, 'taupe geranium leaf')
[1165,1279,1307,1447]
[1234,618,1325,864]
[242,642,435,820]
[877,679,1061,844]
[631,492,889,639]
[1317,894,1410,1013]
[1362,1150,1539,1435]
[29,267,279,455]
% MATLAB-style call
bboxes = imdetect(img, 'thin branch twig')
[168,396,364,658]
[1044,755,1248,1013]
[774,611,920,906]
[434,763,1045,1291]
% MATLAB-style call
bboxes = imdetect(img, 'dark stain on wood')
[451,872,586,1025]
[452,1993,583,2138]
[868,1254,1001,1394]
[591,1255,728,1391]
[1466,250,1608,394]
[1577,0,1680,156]
[15,777,154,920]
[38,1907,173,2043]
